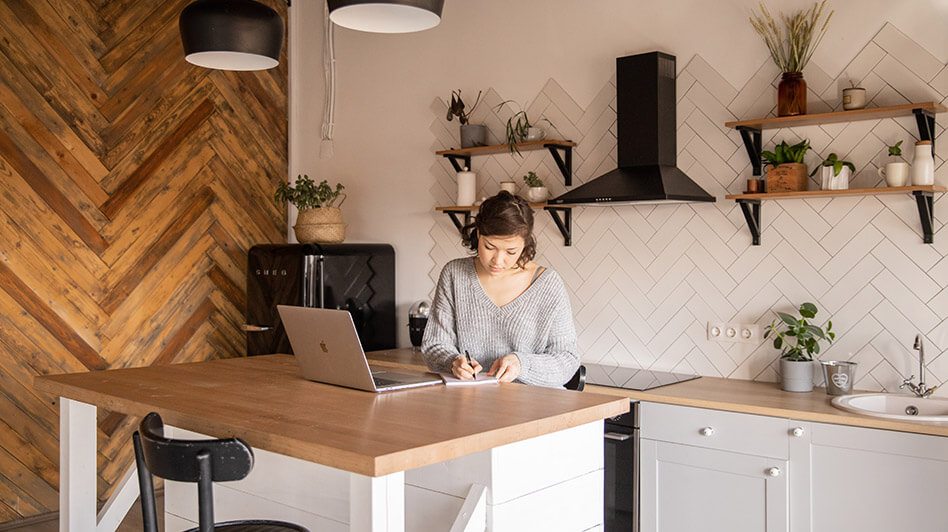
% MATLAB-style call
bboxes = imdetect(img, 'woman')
[421,191,579,387]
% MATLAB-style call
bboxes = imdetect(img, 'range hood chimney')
[551,52,715,205]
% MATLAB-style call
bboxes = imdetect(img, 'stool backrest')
[565,364,586,391]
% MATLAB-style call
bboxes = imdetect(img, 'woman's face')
[477,234,525,274]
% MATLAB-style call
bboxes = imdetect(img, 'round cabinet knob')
[791,427,805,437]
[766,467,781,477]
[699,427,714,437]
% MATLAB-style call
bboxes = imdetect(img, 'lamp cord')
[320,1,336,158]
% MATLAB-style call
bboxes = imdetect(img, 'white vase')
[878,161,909,187]
[780,358,814,392]
[911,140,935,185]
[456,169,477,206]
[526,186,548,203]
[820,165,851,190]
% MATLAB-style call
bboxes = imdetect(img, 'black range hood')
[551,51,715,205]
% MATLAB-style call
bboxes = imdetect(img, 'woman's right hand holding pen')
[452,351,481,380]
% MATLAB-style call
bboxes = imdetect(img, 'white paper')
[439,373,499,386]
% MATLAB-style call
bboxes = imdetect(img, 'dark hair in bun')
[461,190,536,268]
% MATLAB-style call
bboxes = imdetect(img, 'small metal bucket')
[821,361,857,395]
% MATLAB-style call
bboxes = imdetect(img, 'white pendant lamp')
[179,0,284,71]
[327,0,444,33]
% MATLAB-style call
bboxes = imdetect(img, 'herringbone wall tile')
[429,22,948,395]
[0,0,286,521]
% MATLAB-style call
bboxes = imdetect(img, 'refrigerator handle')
[302,254,323,308]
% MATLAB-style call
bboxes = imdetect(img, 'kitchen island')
[35,353,627,531]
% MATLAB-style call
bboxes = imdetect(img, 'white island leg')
[350,471,405,532]
[60,398,97,532]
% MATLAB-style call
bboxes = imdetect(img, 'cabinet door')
[793,421,948,532]
[640,438,788,532]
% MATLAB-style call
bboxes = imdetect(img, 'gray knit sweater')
[421,257,579,387]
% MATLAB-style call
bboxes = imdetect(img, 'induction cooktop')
[584,363,700,391]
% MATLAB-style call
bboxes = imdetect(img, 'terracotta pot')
[766,163,808,193]
[777,72,806,117]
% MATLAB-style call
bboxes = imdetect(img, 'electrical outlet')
[707,322,761,344]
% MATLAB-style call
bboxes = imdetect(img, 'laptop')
[277,305,442,392]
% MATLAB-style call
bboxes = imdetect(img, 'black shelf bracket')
[545,144,573,186]
[442,154,472,173]
[913,190,935,244]
[736,199,762,246]
[441,210,471,231]
[913,108,936,152]
[737,126,763,176]
[544,206,572,246]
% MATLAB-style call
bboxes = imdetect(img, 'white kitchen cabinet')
[639,402,789,532]
[789,420,948,532]
[640,401,948,532]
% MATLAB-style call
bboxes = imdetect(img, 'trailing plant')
[764,302,835,361]
[445,89,482,125]
[810,153,854,177]
[496,100,552,155]
[749,1,833,73]
[522,171,544,188]
[274,175,345,210]
[761,139,811,167]
[887,140,903,157]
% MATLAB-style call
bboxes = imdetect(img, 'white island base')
[166,422,604,531]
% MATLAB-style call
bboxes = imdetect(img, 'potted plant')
[761,139,811,192]
[522,171,548,203]
[496,101,552,155]
[749,1,833,116]
[764,302,836,392]
[877,141,909,187]
[841,80,866,110]
[446,89,485,148]
[811,153,854,190]
[274,175,347,244]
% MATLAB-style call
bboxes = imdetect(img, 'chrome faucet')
[900,334,938,398]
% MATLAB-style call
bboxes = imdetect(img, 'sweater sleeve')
[421,263,461,372]
[514,273,580,388]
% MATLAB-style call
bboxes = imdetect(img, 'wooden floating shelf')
[436,203,574,211]
[436,139,576,157]
[436,203,575,246]
[724,102,947,130]
[725,185,947,201]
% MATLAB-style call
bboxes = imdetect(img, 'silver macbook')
[277,305,441,392]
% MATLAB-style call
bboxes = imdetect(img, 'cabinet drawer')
[640,402,789,459]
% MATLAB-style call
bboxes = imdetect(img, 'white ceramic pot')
[456,169,477,206]
[526,186,548,203]
[878,161,909,187]
[911,140,935,185]
[780,358,814,392]
[841,87,866,110]
[499,181,517,194]
[820,165,851,190]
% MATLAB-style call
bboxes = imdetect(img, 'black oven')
[604,400,638,532]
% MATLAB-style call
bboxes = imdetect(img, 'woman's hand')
[488,353,521,382]
[451,354,482,380]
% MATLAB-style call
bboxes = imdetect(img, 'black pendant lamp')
[179,0,284,71]
[328,0,444,33]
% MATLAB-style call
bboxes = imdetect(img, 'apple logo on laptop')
[319,341,329,353]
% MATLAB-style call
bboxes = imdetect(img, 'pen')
[465,350,475,380]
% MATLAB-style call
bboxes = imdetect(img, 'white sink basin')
[832,393,948,422]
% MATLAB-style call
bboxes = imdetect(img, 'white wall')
[290,0,948,393]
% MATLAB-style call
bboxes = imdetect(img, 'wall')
[293,1,948,394]
[0,0,287,521]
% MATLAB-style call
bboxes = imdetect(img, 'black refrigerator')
[245,243,396,356]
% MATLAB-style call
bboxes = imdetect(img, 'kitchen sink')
[831,393,948,422]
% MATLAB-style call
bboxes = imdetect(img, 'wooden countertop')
[369,349,948,437]
[34,354,628,477]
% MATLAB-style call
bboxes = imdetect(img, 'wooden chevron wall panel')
[0,0,287,521]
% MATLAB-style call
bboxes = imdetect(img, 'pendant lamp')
[327,0,444,33]
[179,0,284,71]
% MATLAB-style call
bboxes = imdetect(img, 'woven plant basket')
[294,207,346,244]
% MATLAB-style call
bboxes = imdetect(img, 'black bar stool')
[132,412,309,532]
[565,364,586,391]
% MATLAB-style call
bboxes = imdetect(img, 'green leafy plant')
[763,302,835,361]
[749,1,833,73]
[445,89,482,125]
[810,153,855,177]
[496,101,552,155]
[274,175,345,210]
[761,139,811,167]
[887,140,903,157]
[522,171,544,188]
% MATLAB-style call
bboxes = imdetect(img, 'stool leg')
[60,398,97,532]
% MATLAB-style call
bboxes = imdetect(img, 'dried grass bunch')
[749,1,833,73]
